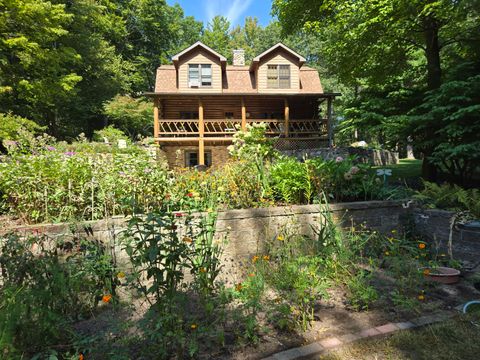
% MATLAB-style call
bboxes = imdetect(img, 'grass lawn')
[373,158,423,182]
[318,315,480,360]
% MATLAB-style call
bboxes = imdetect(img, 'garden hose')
[462,300,480,327]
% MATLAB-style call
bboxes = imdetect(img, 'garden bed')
[69,264,480,359]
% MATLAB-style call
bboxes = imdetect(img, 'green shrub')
[93,125,130,144]
[0,113,44,150]
[103,95,153,138]
[415,181,480,218]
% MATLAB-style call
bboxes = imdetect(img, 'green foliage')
[93,125,129,144]
[0,232,118,357]
[103,95,153,138]
[229,123,277,198]
[270,157,315,204]
[415,181,480,218]
[123,209,227,358]
[345,270,378,311]
[0,142,169,223]
[410,75,480,183]
[0,113,44,148]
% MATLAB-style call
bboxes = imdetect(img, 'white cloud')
[205,0,254,26]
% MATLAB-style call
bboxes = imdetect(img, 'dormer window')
[189,64,212,87]
[267,64,291,89]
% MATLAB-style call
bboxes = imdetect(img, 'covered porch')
[152,94,339,166]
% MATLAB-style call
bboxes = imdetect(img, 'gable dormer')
[249,43,306,93]
[172,41,227,93]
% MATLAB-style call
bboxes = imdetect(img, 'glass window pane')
[189,64,199,80]
[201,64,211,75]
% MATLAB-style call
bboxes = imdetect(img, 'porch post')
[198,97,205,165]
[241,96,247,131]
[327,96,334,147]
[153,97,160,139]
[284,98,289,137]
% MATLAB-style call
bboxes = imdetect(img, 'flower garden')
[0,126,479,360]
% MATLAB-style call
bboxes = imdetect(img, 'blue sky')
[166,0,274,27]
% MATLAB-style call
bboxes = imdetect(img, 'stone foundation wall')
[282,147,399,166]
[160,144,231,168]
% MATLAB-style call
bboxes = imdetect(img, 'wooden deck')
[155,118,328,140]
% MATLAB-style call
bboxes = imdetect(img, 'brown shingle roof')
[154,65,324,94]
[299,67,324,93]
[155,66,177,93]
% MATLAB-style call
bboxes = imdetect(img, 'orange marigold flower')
[423,269,430,276]
[117,271,126,278]
[102,294,112,303]
[183,236,193,243]
[248,273,255,277]
[418,243,426,249]
[263,255,270,261]
[252,255,259,263]
[199,267,207,273]
[79,354,84,360]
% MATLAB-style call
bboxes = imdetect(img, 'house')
[145,41,339,168]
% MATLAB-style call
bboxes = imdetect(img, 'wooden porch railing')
[157,119,327,139]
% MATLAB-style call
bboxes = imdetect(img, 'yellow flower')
[277,235,284,241]
[418,294,425,301]
[117,271,126,279]
[418,243,426,249]
[391,229,397,234]
[384,251,390,256]
[207,208,214,213]
[191,323,197,330]
[263,255,270,261]
[199,267,207,273]
[252,255,259,263]
[423,269,430,276]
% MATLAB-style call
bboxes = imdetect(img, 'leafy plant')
[0,232,117,357]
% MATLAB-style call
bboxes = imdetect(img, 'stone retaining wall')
[281,147,399,166]
[413,208,480,265]
[2,201,478,273]
[0,201,409,267]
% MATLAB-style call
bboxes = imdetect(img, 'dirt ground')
[73,268,480,360]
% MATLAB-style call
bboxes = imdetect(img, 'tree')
[202,16,232,59]
[273,0,480,181]
[103,95,153,138]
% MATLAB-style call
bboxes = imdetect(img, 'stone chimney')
[232,49,245,66]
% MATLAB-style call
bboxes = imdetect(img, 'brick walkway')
[262,311,456,360]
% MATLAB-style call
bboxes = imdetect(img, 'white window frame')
[188,64,212,87]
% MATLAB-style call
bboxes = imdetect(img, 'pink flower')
[335,156,344,163]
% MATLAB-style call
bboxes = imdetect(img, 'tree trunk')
[422,15,442,181]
